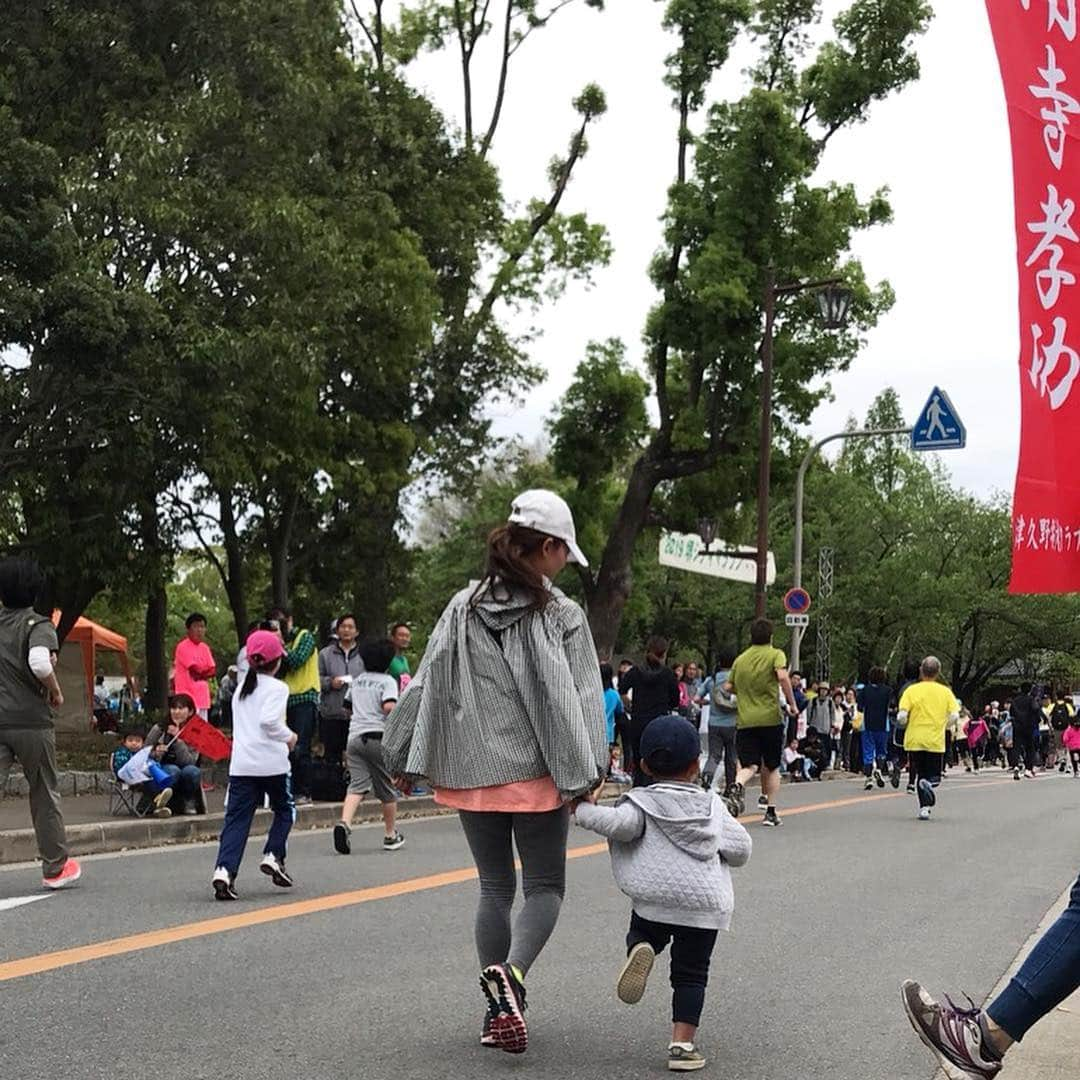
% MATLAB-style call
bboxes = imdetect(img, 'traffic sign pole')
[791,425,911,672]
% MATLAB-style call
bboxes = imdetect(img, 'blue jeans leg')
[987,870,1080,1041]
[163,764,201,797]
[179,764,202,796]
[215,777,260,878]
[262,774,295,863]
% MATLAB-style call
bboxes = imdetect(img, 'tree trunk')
[144,583,168,711]
[217,486,249,648]
[140,500,169,711]
[355,501,397,639]
[267,488,300,611]
[587,454,661,656]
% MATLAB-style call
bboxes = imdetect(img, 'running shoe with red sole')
[42,858,81,890]
[480,963,528,1054]
[900,980,1003,1079]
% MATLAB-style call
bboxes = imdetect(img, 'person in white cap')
[384,489,607,1056]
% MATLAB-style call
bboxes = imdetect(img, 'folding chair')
[108,776,143,816]
[106,755,155,818]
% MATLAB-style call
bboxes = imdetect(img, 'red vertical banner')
[987,1,1080,592]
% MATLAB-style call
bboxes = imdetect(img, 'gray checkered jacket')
[383,580,607,799]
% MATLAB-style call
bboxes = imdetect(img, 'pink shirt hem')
[433,776,562,813]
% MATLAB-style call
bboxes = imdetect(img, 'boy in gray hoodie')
[575,714,752,1072]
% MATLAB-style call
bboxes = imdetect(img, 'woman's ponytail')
[471,524,554,612]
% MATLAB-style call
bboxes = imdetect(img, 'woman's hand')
[392,774,414,795]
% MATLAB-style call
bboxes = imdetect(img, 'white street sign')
[658,531,776,586]
[785,613,810,628]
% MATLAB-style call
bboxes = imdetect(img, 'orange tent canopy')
[51,612,137,703]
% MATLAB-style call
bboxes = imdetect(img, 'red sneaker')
[42,858,81,890]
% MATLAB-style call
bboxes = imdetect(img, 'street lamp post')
[754,273,852,620]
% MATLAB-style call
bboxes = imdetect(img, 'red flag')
[987,2,1080,590]
[178,715,233,761]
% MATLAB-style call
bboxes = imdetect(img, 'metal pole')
[754,270,777,620]
[790,425,911,671]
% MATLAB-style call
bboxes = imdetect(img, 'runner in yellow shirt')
[897,656,959,821]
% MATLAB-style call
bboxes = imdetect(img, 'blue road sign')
[911,387,966,451]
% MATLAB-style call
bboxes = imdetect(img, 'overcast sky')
[403,1,1017,498]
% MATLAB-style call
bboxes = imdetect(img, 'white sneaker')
[259,851,293,885]
[918,807,931,821]
[259,853,294,887]
[212,866,237,901]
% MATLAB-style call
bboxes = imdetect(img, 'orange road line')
[0,779,1015,984]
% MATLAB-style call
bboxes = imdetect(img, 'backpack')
[1051,701,1071,731]
[710,673,737,713]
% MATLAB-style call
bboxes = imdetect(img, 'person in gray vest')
[805,682,838,768]
[0,558,81,889]
[318,612,364,764]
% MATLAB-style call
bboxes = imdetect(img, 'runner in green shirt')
[726,619,798,827]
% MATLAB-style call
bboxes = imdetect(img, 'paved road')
[1,770,1077,1080]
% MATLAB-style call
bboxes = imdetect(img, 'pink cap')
[245,629,284,665]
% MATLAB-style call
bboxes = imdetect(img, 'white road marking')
[0,894,52,912]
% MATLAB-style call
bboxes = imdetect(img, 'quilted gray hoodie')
[575,782,752,930]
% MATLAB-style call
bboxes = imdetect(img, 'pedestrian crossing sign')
[911,387,966,451]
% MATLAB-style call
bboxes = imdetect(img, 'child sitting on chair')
[111,728,173,817]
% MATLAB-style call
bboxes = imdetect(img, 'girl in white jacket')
[211,630,297,901]
[575,715,751,1073]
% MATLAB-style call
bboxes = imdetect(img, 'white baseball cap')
[508,489,588,567]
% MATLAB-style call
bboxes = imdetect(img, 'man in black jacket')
[1010,683,1040,779]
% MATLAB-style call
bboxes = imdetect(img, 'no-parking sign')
[783,588,812,614]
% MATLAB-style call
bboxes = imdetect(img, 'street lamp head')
[817,284,853,330]
[697,517,717,549]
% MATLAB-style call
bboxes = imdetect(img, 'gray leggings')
[458,806,570,975]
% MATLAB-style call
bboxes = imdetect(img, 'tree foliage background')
[4,2,1074,709]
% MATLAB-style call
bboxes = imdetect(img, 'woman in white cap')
[384,489,607,1055]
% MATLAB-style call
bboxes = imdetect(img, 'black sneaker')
[906,782,917,795]
[762,806,782,827]
[864,778,875,791]
[756,793,768,808]
[917,778,937,807]
[890,764,901,789]
[333,822,351,855]
[480,963,528,1054]
[900,980,1003,1079]
[259,853,293,887]
[873,767,885,789]
[382,831,405,851]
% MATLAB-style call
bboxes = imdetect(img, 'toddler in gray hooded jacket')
[575,714,751,1073]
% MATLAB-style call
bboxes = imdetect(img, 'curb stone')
[0,796,455,866]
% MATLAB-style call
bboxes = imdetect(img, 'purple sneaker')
[900,980,1003,1079]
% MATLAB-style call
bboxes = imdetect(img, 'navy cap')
[640,714,700,775]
